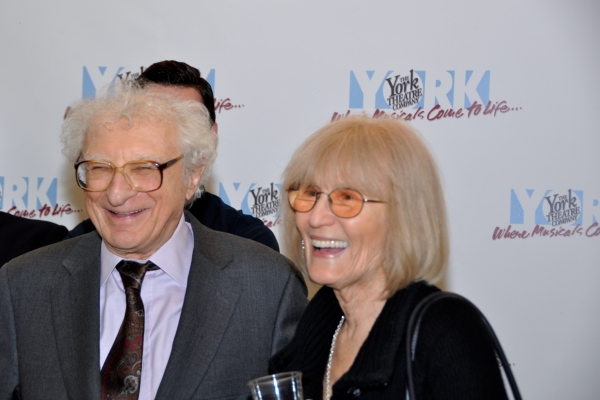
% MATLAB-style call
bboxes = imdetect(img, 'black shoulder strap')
[405,291,522,400]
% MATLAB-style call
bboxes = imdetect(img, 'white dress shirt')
[99,214,194,400]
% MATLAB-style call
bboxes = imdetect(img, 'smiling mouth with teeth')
[111,209,144,216]
[311,239,349,250]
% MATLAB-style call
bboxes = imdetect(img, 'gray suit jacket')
[0,213,307,400]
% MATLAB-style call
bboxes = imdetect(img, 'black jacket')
[0,211,68,267]
[269,282,508,400]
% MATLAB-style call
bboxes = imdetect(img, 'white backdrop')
[1,1,599,398]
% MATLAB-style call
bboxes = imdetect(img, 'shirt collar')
[100,214,194,287]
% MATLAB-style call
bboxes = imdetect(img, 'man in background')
[65,60,279,252]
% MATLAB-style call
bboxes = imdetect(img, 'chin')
[105,231,149,251]
[307,268,339,287]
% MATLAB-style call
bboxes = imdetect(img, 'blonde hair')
[282,115,448,295]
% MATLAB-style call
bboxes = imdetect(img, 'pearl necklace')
[324,315,345,400]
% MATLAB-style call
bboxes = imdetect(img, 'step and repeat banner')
[1,1,598,398]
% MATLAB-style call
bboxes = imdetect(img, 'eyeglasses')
[74,155,183,192]
[287,185,384,218]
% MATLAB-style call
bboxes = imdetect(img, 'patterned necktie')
[101,260,158,400]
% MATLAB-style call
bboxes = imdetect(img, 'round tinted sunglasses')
[287,185,384,218]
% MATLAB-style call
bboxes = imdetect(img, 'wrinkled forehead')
[85,111,175,137]
[82,114,179,158]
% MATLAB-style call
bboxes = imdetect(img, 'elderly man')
[65,60,279,252]
[0,83,307,399]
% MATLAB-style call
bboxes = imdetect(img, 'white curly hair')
[61,82,217,203]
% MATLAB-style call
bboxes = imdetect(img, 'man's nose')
[105,170,137,206]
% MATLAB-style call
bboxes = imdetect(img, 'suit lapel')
[156,215,242,399]
[50,233,102,400]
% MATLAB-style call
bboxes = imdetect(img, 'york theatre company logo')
[219,182,281,227]
[81,66,244,113]
[544,190,580,226]
[249,184,279,220]
[384,70,423,111]
[492,188,599,240]
[332,69,522,122]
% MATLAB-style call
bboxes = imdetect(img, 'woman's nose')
[308,194,335,227]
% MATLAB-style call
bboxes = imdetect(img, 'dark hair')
[137,60,216,124]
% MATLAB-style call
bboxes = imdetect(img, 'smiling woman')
[282,116,448,293]
[269,116,509,400]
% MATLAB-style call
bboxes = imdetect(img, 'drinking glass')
[248,371,304,400]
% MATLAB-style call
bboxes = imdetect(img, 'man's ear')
[186,165,206,200]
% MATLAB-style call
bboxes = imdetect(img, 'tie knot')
[116,260,157,291]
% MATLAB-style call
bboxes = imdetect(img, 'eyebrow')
[80,154,166,163]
